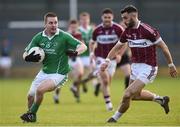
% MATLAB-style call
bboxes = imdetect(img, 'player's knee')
[36,87,44,95]
[27,95,34,101]
[123,91,133,100]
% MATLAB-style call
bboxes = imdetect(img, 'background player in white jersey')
[100,5,178,122]
[90,8,124,111]
[53,20,84,103]
[20,12,87,122]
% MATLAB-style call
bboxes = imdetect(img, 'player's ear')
[111,14,114,20]
[101,15,104,21]
[44,22,47,28]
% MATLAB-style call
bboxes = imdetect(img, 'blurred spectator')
[0,32,13,78]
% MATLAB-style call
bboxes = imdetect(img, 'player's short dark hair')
[69,19,78,25]
[102,8,113,15]
[44,12,57,22]
[121,5,138,14]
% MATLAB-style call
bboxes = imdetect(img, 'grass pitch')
[0,76,180,126]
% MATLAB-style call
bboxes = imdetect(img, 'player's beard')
[103,21,112,28]
[126,18,135,28]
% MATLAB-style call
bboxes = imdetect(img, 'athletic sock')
[54,94,59,100]
[29,103,40,114]
[112,111,123,120]
[153,95,163,105]
[104,95,113,110]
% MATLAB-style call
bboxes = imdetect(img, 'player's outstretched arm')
[156,40,178,78]
[107,41,126,60]
[100,41,126,71]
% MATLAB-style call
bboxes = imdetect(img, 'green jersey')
[25,28,81,75]
[79,26,93,56]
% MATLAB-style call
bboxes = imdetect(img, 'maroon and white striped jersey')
[92,22,124,58]
[120,21,162,66]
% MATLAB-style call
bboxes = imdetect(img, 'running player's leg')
[107,79,144,122]
[21,71,67,122]
[119,63,131,89]
[99,59,116,111]
[70,57,84,102]
[53,87,61,104]
[21,79,56,122]
[80,56,92,93]
[107,63,169,123]
[98,70,113,111]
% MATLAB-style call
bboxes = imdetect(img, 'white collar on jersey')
[42,28,60,40]
[79,25,91,33]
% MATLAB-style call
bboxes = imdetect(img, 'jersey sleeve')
[144,24,162,44]
[120,31,127,43]
[25,33,40,52]
[65,32,81,50]
[148,29,161,44]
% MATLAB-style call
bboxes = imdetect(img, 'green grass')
[0,76,180,126]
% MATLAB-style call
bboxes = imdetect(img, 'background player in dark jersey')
[53,19,84,103]
[101,5,178,122]
[90,8,124,111]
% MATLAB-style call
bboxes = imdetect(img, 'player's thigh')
[71,59,84,79]
[125,79,145,96]
[28,70,45,96]
[81,56,90,67]
[120,64,131,76]
[98,70,110,85]
[107,60,117,77]
[37,79,56,93]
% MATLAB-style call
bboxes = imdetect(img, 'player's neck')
[82,24,89,29]
[133,20,140,29]
[44,30,56,37]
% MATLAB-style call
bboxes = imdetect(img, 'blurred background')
[0,0,180,78]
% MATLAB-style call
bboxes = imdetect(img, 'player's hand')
[66,49,78,57]
[169,65,178,78]
[100,59,110,71]
[25,51,41,62]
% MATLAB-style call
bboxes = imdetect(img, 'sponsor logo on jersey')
[97,34,118,44]
[128,39,154,47]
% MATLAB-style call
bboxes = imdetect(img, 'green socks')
[29,103,40,114]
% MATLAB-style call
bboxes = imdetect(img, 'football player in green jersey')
[20,12,87,122]
[70,12,99,96]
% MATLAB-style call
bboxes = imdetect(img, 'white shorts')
[130,63,158,84]
[69,57,83,69]
[68,57,83,79]
[0,57,12,68]
[80,56,90,67]
[28,70,68,97]
[94,57,117,77]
